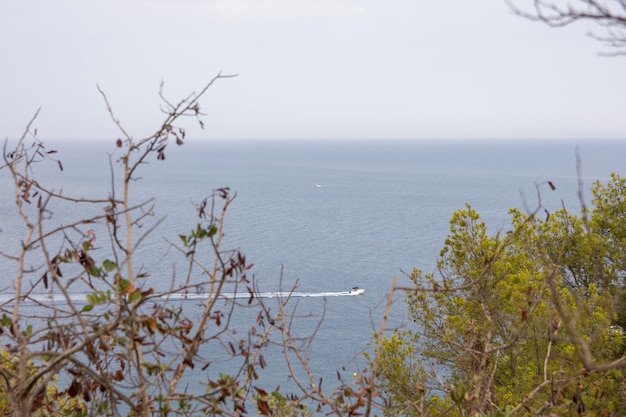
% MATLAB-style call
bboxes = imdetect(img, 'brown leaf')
[179,333,193,344]
[518,306,528,321]
[179,319,193,331]
[183,356,195,369]
[82,385,92,402]
[68,379,81,397]
[257,398,271,415]
[235,401,247,413]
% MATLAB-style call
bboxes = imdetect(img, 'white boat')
[348,287,365,295]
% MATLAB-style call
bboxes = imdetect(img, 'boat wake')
[0,290,364,306]
[167,290,362,301]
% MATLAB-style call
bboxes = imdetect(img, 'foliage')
[0,75,368,417]
[371,177,626,416]
[362,331,431,416]
[254,387,312,417]
[0,344,87,416]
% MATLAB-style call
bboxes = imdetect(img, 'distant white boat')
[316,184,322,187]
[348,287,364,295]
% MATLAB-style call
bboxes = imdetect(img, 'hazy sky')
[1,0,625,141]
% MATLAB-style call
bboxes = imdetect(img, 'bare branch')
[506,0,626,54]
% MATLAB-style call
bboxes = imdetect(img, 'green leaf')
[102,259,117,272]
[21,324,33,337]
[87,265,102,277]
[117,278,130,292]
[128,290,142,304]
[86,293,96,305]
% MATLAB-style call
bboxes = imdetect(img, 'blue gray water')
[1,138,624,399]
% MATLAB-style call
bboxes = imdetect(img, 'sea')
[0,138,624,405]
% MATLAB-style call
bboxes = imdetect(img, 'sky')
[1,0,625,141]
